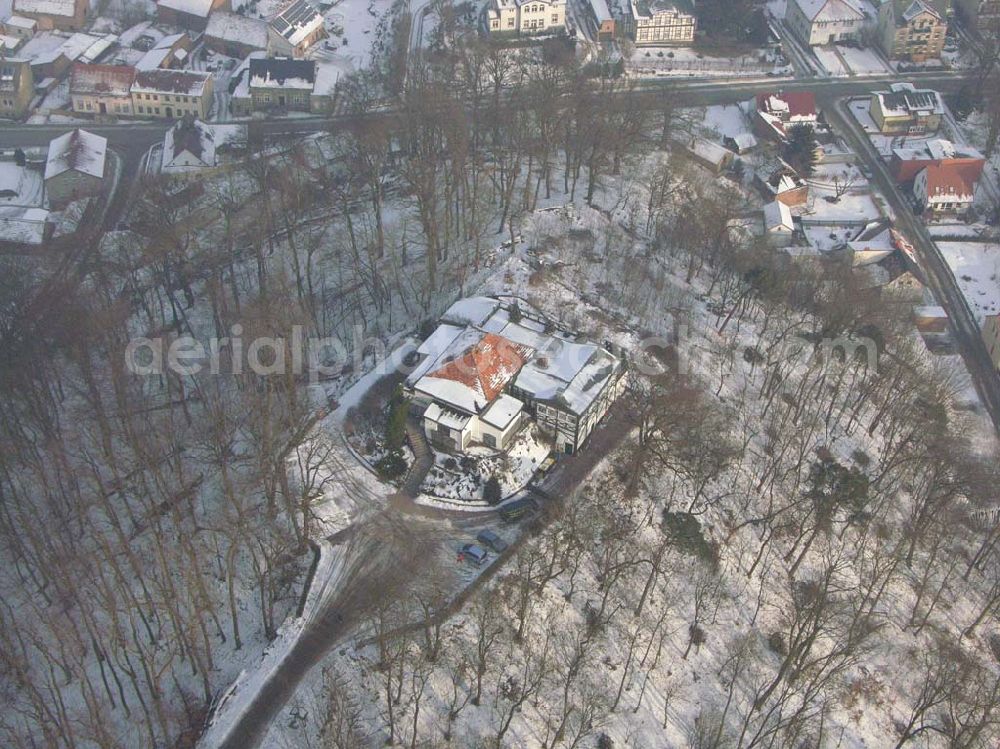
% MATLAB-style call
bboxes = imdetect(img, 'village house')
[763,200,795,247]
[755,157,810,207]
[231,57,315,115]
[487,0,567,35]
[406,297,627,456]
[70,63,136,116]
[161,116,245,174]
[685,136,733,174]
[913,159,981,216]
[267,0,326,57]
[12,0,86,31]
[877,0,950,62]
[627,0,696,45]
[888,138,985,183]
[0,58,33,119]
[131,69,213,119]
[870,82,944,133]
[1,15,37,39]
[205,12,269,58]
[43,128,107,206]
[754,91,818,141]
[785,0,865,45]
[155,0,231,31]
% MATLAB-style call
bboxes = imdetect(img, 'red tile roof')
[923,160,983,200]
[756,91,817,119]
[426,333,531,406]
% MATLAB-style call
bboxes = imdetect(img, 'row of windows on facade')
[75,99,201,114]
[502,14,560,26]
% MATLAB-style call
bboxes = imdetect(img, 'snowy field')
[938,241,1000,322]
[311,0,400,76]
[697,102,754,140]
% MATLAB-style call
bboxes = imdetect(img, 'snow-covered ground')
[628,46,792,79]
[838,45,891,76]
[0,161,45,208]
[813,45,848,76]
[420,428,550,502]
[938,241,1000,323]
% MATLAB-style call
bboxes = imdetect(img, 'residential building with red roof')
[407,296,627,455]
[69,63,136,116]
[754,91,818,140]
[913,160,983,216]
[889,138,985,183]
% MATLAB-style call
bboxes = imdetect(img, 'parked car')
[476,530,508,553]
[498,497,538,523]
[457,543,488,566]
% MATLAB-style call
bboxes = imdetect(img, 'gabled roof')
[756,91,817,119]
[156,0,215,18]
[794,0,864,22]
[205,12,269,48]
[920,161,982,202]
[269,0,325,46]
[44,129,107,180]
[69,63,136,96]
[248,57,315,89]
[13,0,81,18]
[764,200,794,232]
[133,68,211,95]
[419,332,532,414]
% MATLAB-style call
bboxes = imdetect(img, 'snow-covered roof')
[442,296,501,327]
[763,200,793,232]
[4,15,37,29]
[686,136,730,167]
[248,57,315,90]
[481,393,523,430]
[70,63,135,96]
[156,0,215,18]
[793,0,864,22]
[205,12,269,48]
[135,46,172,70]
[133,68,211,95]
[416,332,533,414]
[588,0,612,22]
[874,83,944,117]
[414,297,624,419]
[901,0,940,23]
[13,0,80,18]
[44,129,107,180]
[424,403,472,431]
[269,0,324,46]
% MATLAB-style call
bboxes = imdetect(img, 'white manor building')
[785,0,866,45]
[487,0,566,35]
[406,297,626,455]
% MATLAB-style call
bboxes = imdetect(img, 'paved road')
[824,95,1000,431]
